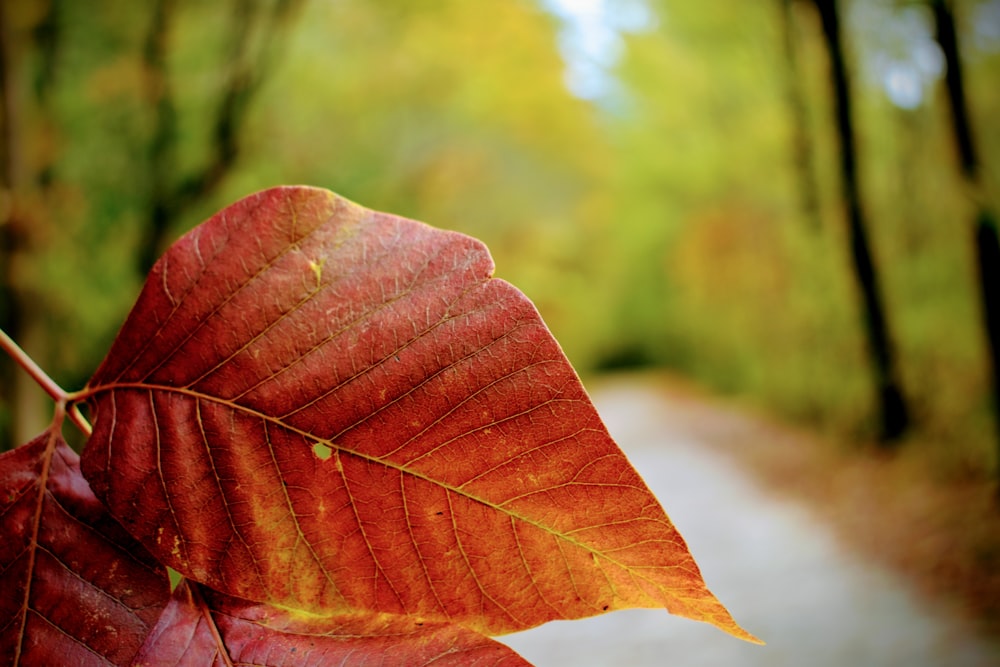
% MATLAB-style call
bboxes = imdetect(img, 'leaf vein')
[85,383,678,606]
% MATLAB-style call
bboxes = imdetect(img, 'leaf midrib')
[81,382,679,597]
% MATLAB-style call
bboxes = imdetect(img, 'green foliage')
[4,0,999,473]
[603,1,999,466]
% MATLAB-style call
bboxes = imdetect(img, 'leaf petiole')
[68,403,93,437]
[0,327,93,436]
[0,327,68,403]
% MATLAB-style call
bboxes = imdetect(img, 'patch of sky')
[850,1,944,111]
[971,0,1000,52]
[544,0,996,112]
[542,0,657,104]
[851,0,1000,111]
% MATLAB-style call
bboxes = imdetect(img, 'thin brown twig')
[68,403,92,437]
[0,326,66,403]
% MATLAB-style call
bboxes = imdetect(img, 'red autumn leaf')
[135,579,532,666]
[79,186,755,641]
[0,428,169,666]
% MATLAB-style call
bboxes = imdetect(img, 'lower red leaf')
[135,580,533,666]
[0,430,169,666]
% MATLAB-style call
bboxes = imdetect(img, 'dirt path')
[498,374,1000,666]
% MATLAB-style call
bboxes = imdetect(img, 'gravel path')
[498,379,1000,666]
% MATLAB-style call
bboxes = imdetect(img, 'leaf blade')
[135,580,534,667]
[82,186,755,641]
[0,430,170,666]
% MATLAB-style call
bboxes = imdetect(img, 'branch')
[68,403,92,437]
[0,327,66,403]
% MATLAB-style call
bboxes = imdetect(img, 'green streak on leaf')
[167,567,183,591]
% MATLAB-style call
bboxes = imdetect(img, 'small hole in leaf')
[313,442,332,460]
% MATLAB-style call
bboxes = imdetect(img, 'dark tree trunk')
[138,0,178,276]
[930,0,1000,493]
[811,0,910,442]
[0,0,23,452]
[777,0,822,231]
[137,0,305,275]
[0,0,62,450]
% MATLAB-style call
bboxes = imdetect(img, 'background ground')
[500,372,1000,666]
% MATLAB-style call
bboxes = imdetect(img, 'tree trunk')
[777,0,822,231]
[811,0,910,442]
[0,0,60,450]
[929,0,1000,493]
[137,0,305,275]
[0,0,24,451]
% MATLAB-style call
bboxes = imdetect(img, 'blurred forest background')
[1,0,999,487]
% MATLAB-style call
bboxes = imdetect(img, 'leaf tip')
[712,613,764,645]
